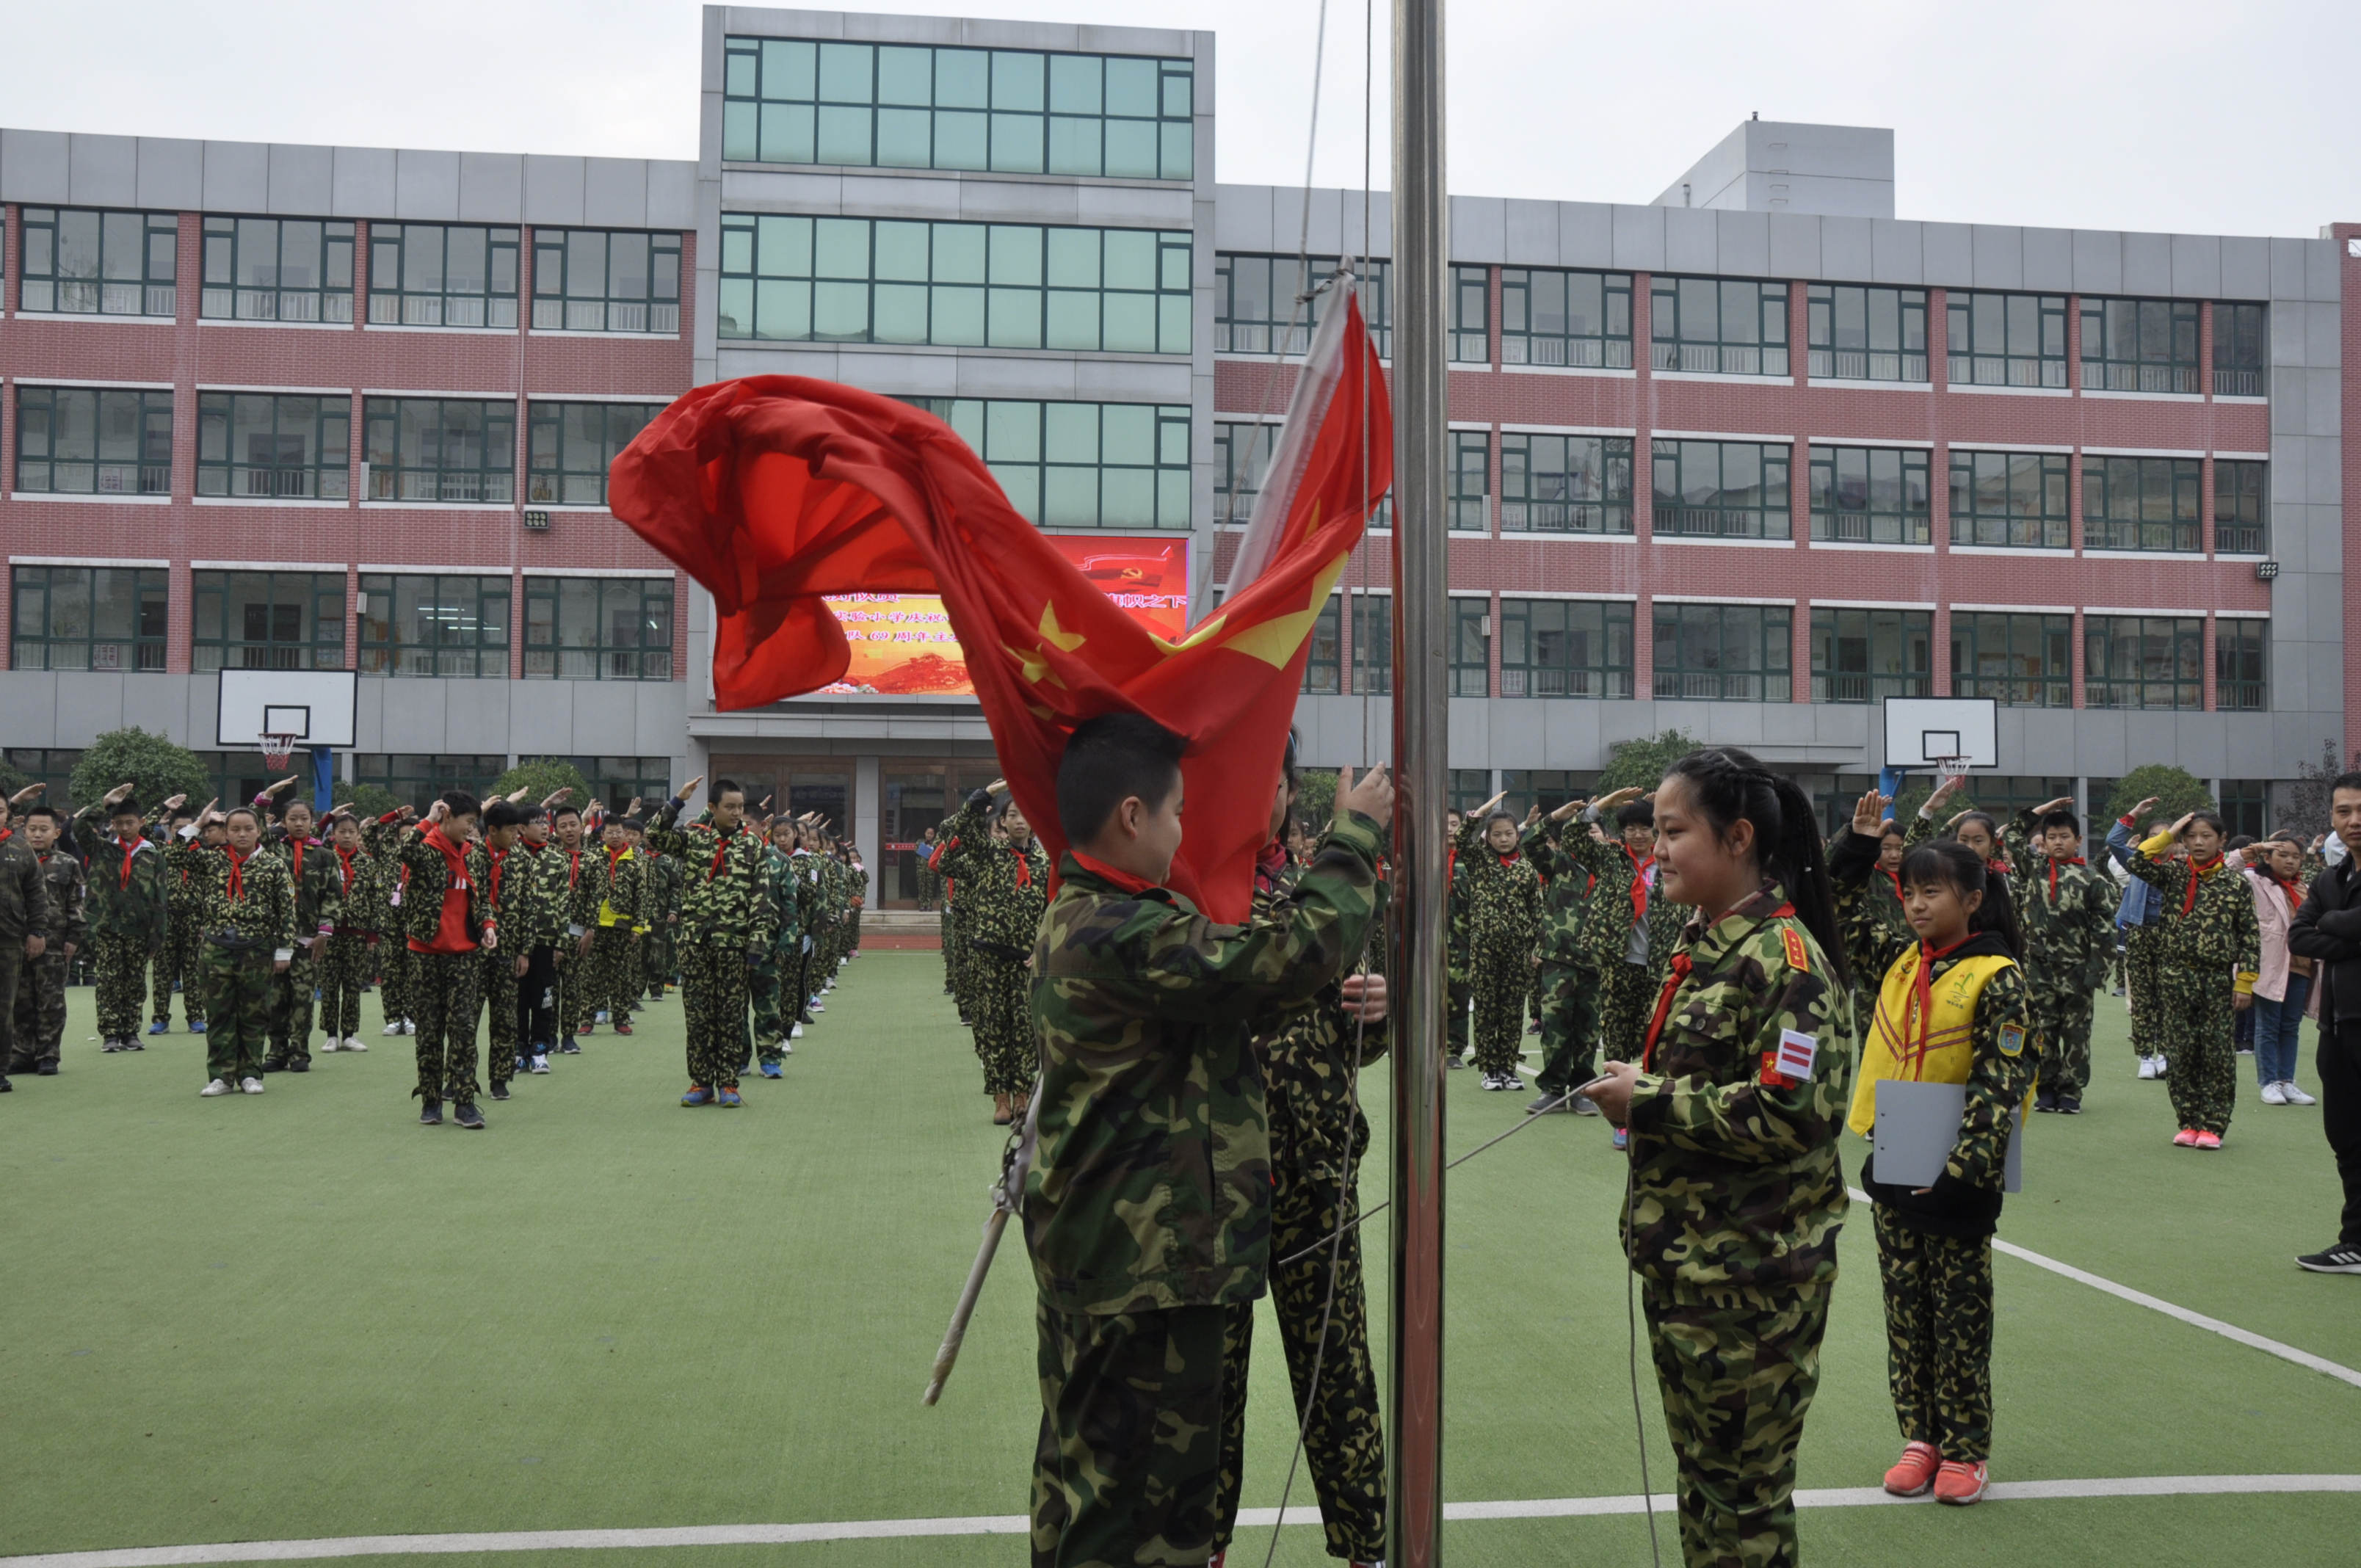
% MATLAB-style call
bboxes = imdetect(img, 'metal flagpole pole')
[1387,0,1448,1561]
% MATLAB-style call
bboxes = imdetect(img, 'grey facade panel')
[2170,232,2222,298]
[1920,220,1972,286]
[68,134,140,207]
[1716,208,1771,278]
[1559,202,1615,269]
[1662,205,1718,274]
[457,152,526,222]
[1767,211,1821,279]
[331,145,398,219]
[2070,229,2124,294]
[1820,215,1873,281]
[1869,219,1922,284]
[2020,226,2072,291]
[2120,231,2173,295]
[267,143,336,215]
[394,148,463,221]
[583,158,652,228]
[1611,204,1666,272]
[197,140,266,213]
[523,155,590,226]
[1,127,70,203]
[1503,199,1562,268]
[1969,224,2021,289]
[2222,235,2271,300]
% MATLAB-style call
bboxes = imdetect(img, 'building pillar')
[855,752,882,877]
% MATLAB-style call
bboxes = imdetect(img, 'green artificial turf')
[4,956,2360,1566]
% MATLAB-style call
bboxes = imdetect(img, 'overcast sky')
[1,0,2352,239]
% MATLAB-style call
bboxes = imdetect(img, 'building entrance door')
[882,758,999,907]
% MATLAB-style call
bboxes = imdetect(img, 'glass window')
[1450,265,1489,363]
[1447,770,1493,816]
[357,574,510,678]
[2213,302,2267,397]
[1501,769,1599,824]
[200,216,354,323]
[2081,296,2200,394]
[542,755,676,814]
[18,208,178,316]
[352,754,507,813]
[2219,777,2270,840]
[1945,291,2066,389]
[1651,601,1792,702]
[2216,620,2267,712]
[1810,607,1931,703]
[526,402,664,508]
[1214,254,1390,357]
[1498,598,1634,698]
[1649,276,1788,377]
[1449,429,1490,531]
[1351,593,1391,694]
[14,387,173,496]
[1450,598,1490,697]
[1806,284,1927,382]
[2083,455,2201,553]
[1500,434,1633,535]
[363,398,518,504]
[909,399,1189,530]
[2214,460,2267,555]
[722,37,1194,180]
[2083,615,2203,710]
[11,566,168,672]
[3,749,86,810]
[1301,596,1341,694]
[366,223,520,329]
[1951,611,2071,707]
[523,577,672,680]
[1807,445,1929,544]
[531,229,682,334]
[1650,439,1791,540]
[1948,449,2070,549]
[196,393,349,499]
[192,570,346,672]
[1500,268,1633,369]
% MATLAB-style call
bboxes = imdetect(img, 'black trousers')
[515,945,558,1054]
[2320,1017,2361,1246]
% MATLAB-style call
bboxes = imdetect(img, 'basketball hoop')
[1933,755,1970,793]
[261,734,299,772]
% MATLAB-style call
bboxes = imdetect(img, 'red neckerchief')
[2048,854,2085,901]
[224,844,253,903]
[487,843,508,907]
[1446,846,1457,882]
[1882,865,1904,901]
[287,836,311,889]
[1623,843,1655,923]
[1899,934,1976,1077]
[1070,849,1157,896]
[2184,854,2224,917]
[2263,867,2302,915]
[1495,849,1520,868]
[607,843,626,876]
[117,833,143,889]
[566,846,581,886]
[336,844,360,892]
[1009,843,1034,888]
[1639,900,1797,1071]
[1254,840,1290,896]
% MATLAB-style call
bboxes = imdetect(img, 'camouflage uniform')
[1570,813,1687,1067]
[799,850,839,1017]
[640,848,681,998]
[846,859,868,954]
[917,848,940,911]
[10,842,85,1072]
[1828,813,1937,1043]
[555,842,606,1041]
[1451,816,1541,1078]
[746,841,801,1062]
[363,813,416,1029]
[1520,818,1602,1095]
[509,838,573,1057]
[1622,883,1852,1568]
[184,844,298,1084]
[153,832,207,1028]
[318,843,380,1042]
[73,808,170,1042]
[0,830,56,1077]
[2003,811,2117,1097]
[477,843,538,1090]
[264,832,344,1069]
[1445,846,1470,1060]
[587,846,644,1027]
[940,794,1050,1097]
[646,799,775,1089]
[1024,807,1384,1568]
[396,825,496,1107]
[2121,832,2260,1136]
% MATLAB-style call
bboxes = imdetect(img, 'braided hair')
[1660,747,1852,990]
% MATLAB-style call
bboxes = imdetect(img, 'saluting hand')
[1548,798,1586,824]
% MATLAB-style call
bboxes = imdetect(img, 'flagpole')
[1387,0,1448,1561]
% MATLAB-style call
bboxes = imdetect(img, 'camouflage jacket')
[70,809,167,945]
[1827,814,1934,993]
[647,800,775,948]
[2003,811,2118,991]
[797,851,840,930]
[591,846,644,929]
[939,795,1049,958]
[267,832,346,939]
[1450,817,1540,962]
[326,844,382,934]
[552,843,607,933]
[762,846,802,951]
[1252,853,1388,1186]
[1520,819,1600,966]
[1445,847,1469,975]
[1566,813,1683,974]
[0,830,54,945]
[31,846,87,949]
[1024,808,1385,1315]
[394,826,496,953]
[2124,838,2261,976]
[848,862,868,912]
[184,844,298,951]
[162,833,207,913]
[1622,882,1854,1290]
[478,843,545,951]
[508,840,573,947]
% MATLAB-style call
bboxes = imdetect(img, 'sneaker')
[2034,1088,2058,1113]
[2261,1081,2288,1106]
[682,1086,715,1107]
[760,1061,783,1078]
[1572,1093,1602,1117]
[811,1001,825,1014]
[382,1021,405,1037]
[613,1020,634,1037]
[32,1062,57,1076]
[1934,1459,1988,1506]
[1526,1092,1569,1114]
[1883,1440,1942,1498]
[148,1019,168,1035]
[2172,1128,2199,1147]
[287,1059,309,1074]
[346,1037,367,1053]
[420,1099,443,1126]
[559,1039,581,1056]
[1499,1072,1526,1091]
[1479,1072,1501,1091]
[239,1077,264,1095]
[490,1084,510,1101]
[261,1058,288,1073]
[2295,1241,2361,1274]
[2194,1130,2223,1150]
[530,1055,551,1074]
[1446,1054,1465,1070]
[320,1039,341,1054]
[101,1039,126,1053]
[124,1037,146,1051]
[718,1087,744,1107]
[200,1078,233,1097]
[454,1102,485,1130]
[1611,1127,1630,1150]
[780,1037,794,1055]
[189,1020,208,1035]
[790,1023,805,1040]
[2056,1095,2083,1115]
[2284,1083,2318,1106]
[2137,1056,2159,1080]
[595,1011,609,1024]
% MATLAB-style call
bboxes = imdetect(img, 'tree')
[1293,767,1337,832]
[68,728,210,816]
[2099,765,2214,832]
[0,755,33,805]
[330,779,404,819]
[1891,776,1979,829]
[492,758,596,812]
[2287,738,2361,843]
[1595,729,1699,795]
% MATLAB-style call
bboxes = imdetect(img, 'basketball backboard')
[215,669,358,749]
[1881,696,1998,770]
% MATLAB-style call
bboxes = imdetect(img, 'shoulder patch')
[1998,1022,2027,1057]
[1780,925,1810,974]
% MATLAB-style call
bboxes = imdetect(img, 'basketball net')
[262,735,298,772]
[1933,755,1970,792]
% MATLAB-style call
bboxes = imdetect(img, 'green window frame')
[538,755,676,814]
[1808,445,1929,544]
[363,398,518,504]
[2219,777,2270,840]
[1950,611,2071,707]
[908,399,1189,530]
[1806,284,1927,382]
[1501,769,1599,824]
[526,402,663,508]
[1501,268,1632,369]
[721,37,1194,180]
[2216,620,2267,712]
[366,223,519,328]
[1649,276,1788,377]
[192,570,346,672]
[352,754,507,813]
[2213,302,2267,397]
[1651,602,1792,702]
[1650,439,1791,540]
[2083,455,2201,553]
[15,386,174,496]
[1948,450,2069,549]
[1449,429,1490,531]
[18,208,177,316]
[2081,296,2200,394]
[2083,615,2203,710]
[357,573,510,678]
[1447,770,1493,816]
[1450,598,1490,697]
[1498,598,1633,699]
[1351,592,1391,695]
[719,214,1189,353]
[530,229,682,334]
[1214,254,1390,357]
[10,565,168,672]
[523,577,673,681]
[1301,596,1341,694]
[1945,291,2067,389]
[200,215,355,323]
[1810,606,1931,703]
[1450,264,1490,363]
[3,749,85,810]
[2215,460,2267,555]
[1500,433,1633,534]
[197,392,350,500]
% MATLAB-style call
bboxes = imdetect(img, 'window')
[192,570,346,672]
[3,749,84,810]
[1498,598,1633,698]
[548,756,676,814]
[353,754,506,813]
[2083,615,2203,710]
[1951,611,2071,707]
[2219,778,2270,841]
[1302,596,1341,694]
[1447,770,1493,816]
[1808,445,1929,544]
[366,224,519,328]
[363,398,518,504]
[2081,296,2199,394]
[11,566,167,672]
[2215,460,2267,554]
[1653,602,1791,701]
[1810,607,1931,703]
[200,216,354,323]
[1451,265,1490,362]
[1807,284,1927,382]
[1650,439,1791,540]
[531,229,681,334]
[197,393,349,499]
[1450,598,1490,697]
[721,37,1194,180]
[1818,774,1881,839]
[526,402,663,508]
[15,387,173,496]
[18,208,177,316]
[1500,434,1633,534]
[357,574,510,678]
[1954,776,2077,825]
[1945,291,2066,388]
[719,214,1190,353]
[2216,620,2267,711]
[524,577,672,680]
[2213,302,2267,397]
[1500,268,1632,369]
[908,399,1189,529]
[1351,593,1391,694]
[1948,450,2069,549]
[1449,429,1490,531]
[1649,276,1788,376]
[1214,254,1390,357]
[1501,769,1598,824]
[2083,456,2200,553]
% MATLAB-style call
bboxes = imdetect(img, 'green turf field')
[5,952,2360,1567]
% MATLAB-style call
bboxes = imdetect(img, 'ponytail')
[1661,747,1852,990]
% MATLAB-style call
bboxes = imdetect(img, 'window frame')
[191,570,347,673]
[1449,264,1490,363]
[1947,449,2070,549]
[1945,290,2067,389]
[523,576,675,682]
[1301,595,1342,694]
[2215,619,2267,712]
[356,573,512,679]
[2213,460,2267,555]
[1496,596,1634,699]
[529,228,683,334]
[1499,266,1633,369]
[366,222,521,329]
[1448,598,1490,697]
[1448,429,1490,531]
[1650,438,1792,540]
[1950,611,2072,708]
[1499,432,1633,536]
[200,214,355,324]
[907,398,1191,531]
[525,401,664,509]
[18,207,178,316]
[1805,283,1928,382]
[1650,601,1793,703]
[1807,444,1930,545]
[2081,455,2202,553]
[1809,606,1932,703]
[196,391,351,500]
[1214,253,1391,358]
[352,754,507,813]
[2082,614,2205,711]
[2079,295,2201,395]
[10,565,169,673]
[1648,275,1789,377]
[1350,592,1392,695]
[2212,302,2267,397]
[14,385,175,496]
[363,397,519,505]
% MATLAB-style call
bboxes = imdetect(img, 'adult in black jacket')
[2285,771,2361,1274]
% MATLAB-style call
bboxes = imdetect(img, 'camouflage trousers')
[972,954,1034,1097]
[265,947,320,1066]
[409,949,482,1106]
[380,941,413,1028]
[9,948,68,1070]
[1032,1299,1238,1568]
[1534,959,1603,1095]
[557,942,592,1039]
[1642,1275,1829,1568]
[151,915,204,1025]
[2159,968,2238,1135]
[0,946,23,1073]
[482,948,518,1088]
[1445,964,1469,1060]
[199,941,273,1083]
[1597,958,1658,1066]
[939,907,956,991]
[317,932,371,1041]
[747,945,786,1063]
[2124,925,2165,1064]
[1874,1205,1995,1462]
[92,930,152,1040]
[681,939,751,1089]
[1468,943,1530,1077]
[586,927,637,1023]
[2029,980,2096,1097]
[643,925,675,997]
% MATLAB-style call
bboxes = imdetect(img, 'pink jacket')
[2244,865,2313,1009]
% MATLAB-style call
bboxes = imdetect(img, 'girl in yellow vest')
[1852,823,2038,1508]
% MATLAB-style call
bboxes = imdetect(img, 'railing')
[1807,348,1928,382]
[199,287,355,322]
[1654,671,1785,702]
[529,298,683,333]
[1813,672,1930,703]
[2084,520,2201,553]
[27,280,176,316]
[1450,667,1491,697]
[2218,681,2268,712]
[1498,501,1631,535]
[1349,664,1392,695]
[1651,341,1788,377]
[1954,678,2070,708]
[2083,681,2201,711]
[1216,321,1313,355]
[2213,367,2264,397]
[1948,354,2067,389]
[92,463,173,495]
[526,473,609,507]
[2216,522,2266,555]
[372,293,518,329]
[524,649,669,680]
[2084,360,2200,394]
[197,465,346,499]
[1654,506,1788,540]
[374,470,516,504]
[1448,496,1490,531]
[1954,518,2071,549]
[1503,335,1633,369]
[1810,509,1931,545]
[1498,667,1632,698]
[1448,330,1489,363]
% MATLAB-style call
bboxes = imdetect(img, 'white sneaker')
[382,1020,406,1036]
[2283,1082,2318,1106]
[2137,1056,2158,1080]
[345,1037,368,1053]
[239,1077,265,1095]
[790,1023,805,1039]
[2261,1081,2288,1106]
[811,1001,825,1013]
[200,1078,232,1097]
[779,1038,794,1055]
[402,1020,416,1035]
[319,1039,340,1053]
[529,1055,550,1074]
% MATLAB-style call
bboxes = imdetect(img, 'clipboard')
[1872,1078,2024,1193]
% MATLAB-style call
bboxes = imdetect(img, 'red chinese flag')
[610,291,1389,922]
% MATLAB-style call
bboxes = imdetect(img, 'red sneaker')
[2194,1129,2223,1150]
[1883,1440,1942,1497]
[2172,1128,2199,1147]
[614,1020,634,1036]
[1934,1459,1988,1505]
